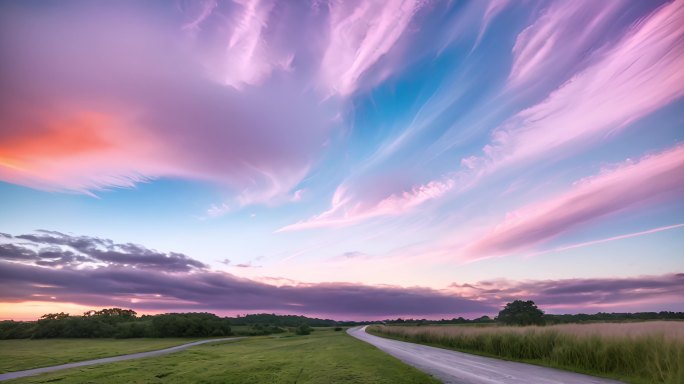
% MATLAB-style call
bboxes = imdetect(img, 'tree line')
[0,309,343,339]
[0,309,234,339]
[0,308,357,339]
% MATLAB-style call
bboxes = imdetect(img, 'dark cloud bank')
[1,231,682,319]
[451,274,684,312]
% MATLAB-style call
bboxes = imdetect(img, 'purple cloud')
[3,231,682,319]
[0,261,492,319]
[9,230,206,272]
[0,230,492,319]
[450,274,684,313]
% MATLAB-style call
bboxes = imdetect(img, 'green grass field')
[369,322,684,384]
[0,338,207,373]
[2,329,440,384]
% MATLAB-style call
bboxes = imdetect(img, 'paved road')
[0,337,243,381]
[348,326,623,384]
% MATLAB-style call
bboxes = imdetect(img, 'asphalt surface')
[0,337,243,381]
[348,326,624,384]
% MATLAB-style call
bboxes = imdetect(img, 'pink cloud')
[464,144,684,258]
[278,178,454,231]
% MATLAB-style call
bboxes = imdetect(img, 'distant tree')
[497,300,544,326]
[473,315,494,323]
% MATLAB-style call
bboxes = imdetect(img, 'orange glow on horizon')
[0,301,164,321]
[0,301,98,321]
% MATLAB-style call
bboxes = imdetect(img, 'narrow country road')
[0,337,243,382]
[348,326,623,384]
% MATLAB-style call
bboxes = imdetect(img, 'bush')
[295,324,312,335]
[334,327,343,331]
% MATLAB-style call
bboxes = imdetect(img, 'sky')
[0,0,683,321]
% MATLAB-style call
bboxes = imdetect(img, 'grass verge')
[4,329,440,383]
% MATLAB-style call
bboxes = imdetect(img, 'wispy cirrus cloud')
[320,0,423,96]
[476,0,684,172]
[278,178,454,231]
[464,144,684,258]
[279,0,684,231]
[507,0,625,89]
[184,0,296,89]
[528,223,684,257]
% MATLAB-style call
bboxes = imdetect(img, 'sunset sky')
[1,0,683,321]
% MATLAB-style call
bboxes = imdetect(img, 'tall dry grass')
[368,321,684,384]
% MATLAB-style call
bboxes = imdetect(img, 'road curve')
[0,337,243,382]
[348,326,623,384]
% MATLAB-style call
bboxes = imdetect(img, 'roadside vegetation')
[369,320,684,384]
[4,328,440,384]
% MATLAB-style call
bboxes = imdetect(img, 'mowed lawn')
[3,329,440,384]
[0,338,205,373]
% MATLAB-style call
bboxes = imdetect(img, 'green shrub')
[295,324,312,335]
